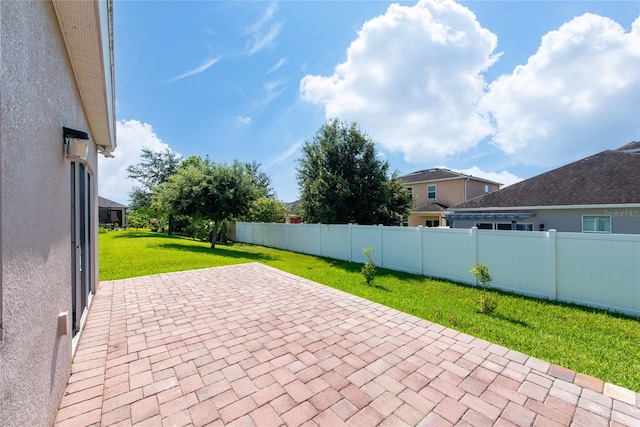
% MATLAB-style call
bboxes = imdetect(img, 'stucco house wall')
[465,180,499,200]
[402,171,502,228]
[0,1,114,425]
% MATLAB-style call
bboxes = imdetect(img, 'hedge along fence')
[234,222,640,317]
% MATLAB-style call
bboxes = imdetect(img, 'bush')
[470,262,498,315]
[361,247,376,286]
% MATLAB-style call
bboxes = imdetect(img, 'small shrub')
[361,247,376,286]
[477,293,498,315]
[470,262,498,315]
[149,218,163,232]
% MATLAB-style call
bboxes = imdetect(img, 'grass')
[100,229,640,392]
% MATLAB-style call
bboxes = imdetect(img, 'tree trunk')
[210,221,219,249]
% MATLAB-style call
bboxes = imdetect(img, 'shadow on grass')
[493,313,529,328]
[111,231,185,240]
[157,243,276,262]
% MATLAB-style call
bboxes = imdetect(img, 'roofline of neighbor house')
[403,174,502,187]
[448,203,640,212]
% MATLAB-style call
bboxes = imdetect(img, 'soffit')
[52,0,116,152]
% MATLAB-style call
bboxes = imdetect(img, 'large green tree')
[127,148,182,211]
[154,158,258,248]
[244,197,286,223]
[296,119,411,225]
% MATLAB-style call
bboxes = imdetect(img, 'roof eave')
[404,175,502,186]
[449,203,640,212]
[52,0,117,155]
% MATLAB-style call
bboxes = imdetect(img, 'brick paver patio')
[54,263,640,426]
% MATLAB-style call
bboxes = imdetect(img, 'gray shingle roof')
[400,168,501,185]
[411,202,449,213]
[451,142,640,210]
[98,196,128,209]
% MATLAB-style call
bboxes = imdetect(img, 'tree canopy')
[243,198,286,223]
[127,148,181,211]
[296,119,411,225]
[153,158,260,247]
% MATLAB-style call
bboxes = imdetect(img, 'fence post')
[284,223,288,251]
[548,229,558,300]
[471,226,478,272]
[418,226,424,276]
[348,223,353,262]
[379,224,384,268]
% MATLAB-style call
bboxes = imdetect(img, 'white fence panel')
[477,230,551,297]
[381,227,421,274]
[239,222,255,244]
[260,223,277,248]
[253,223,266,246]
[235,222,247,243]
[271,223,288,250]
[234,222,640,316]
[287,224,322,256]
[423,228,475,284]
[320,224,351,261]
[351,225,383,265]
[557,233,640,314]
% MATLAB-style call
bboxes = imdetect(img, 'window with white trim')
[427,184,436,200]
[582,215,611,233]
[407,187,413,199]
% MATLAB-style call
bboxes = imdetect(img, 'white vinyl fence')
[235,222,640,317]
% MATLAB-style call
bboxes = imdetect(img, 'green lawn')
[100,229,640,392]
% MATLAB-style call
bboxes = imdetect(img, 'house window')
[582,215,611,233]
[477,222,533,231]
[407,187,413,199]
[402,216,408,226]
[484,184,489,194]
[427,184,436,200]
[425,220,439,227]
[476,223,493,229]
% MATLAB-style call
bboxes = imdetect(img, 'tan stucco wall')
[465,180,500,201]
[407,178,499,227]
[0,1,99,425]
[408,179,462,208]
[407,214,444,227]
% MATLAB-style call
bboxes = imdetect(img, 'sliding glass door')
[70,162,93,336]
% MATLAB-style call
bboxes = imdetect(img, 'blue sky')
[100,0,639,204]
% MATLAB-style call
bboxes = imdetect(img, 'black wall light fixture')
[63,127,90,162]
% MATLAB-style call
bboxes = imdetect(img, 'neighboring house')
[99,196,128,228]
[400,168,501,227]
[0,1,116,426]
[446,142,640,234]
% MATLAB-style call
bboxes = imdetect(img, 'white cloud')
[300,0,499,163]
[267,57,287,74]
[165,56,220,84]
[482,14,640,165]
[254,79,287,110]
[264,141,301,169]
[236,115,252,125]
[449,166,523,187]
[98,119,179,205]
[243,2,281,56]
